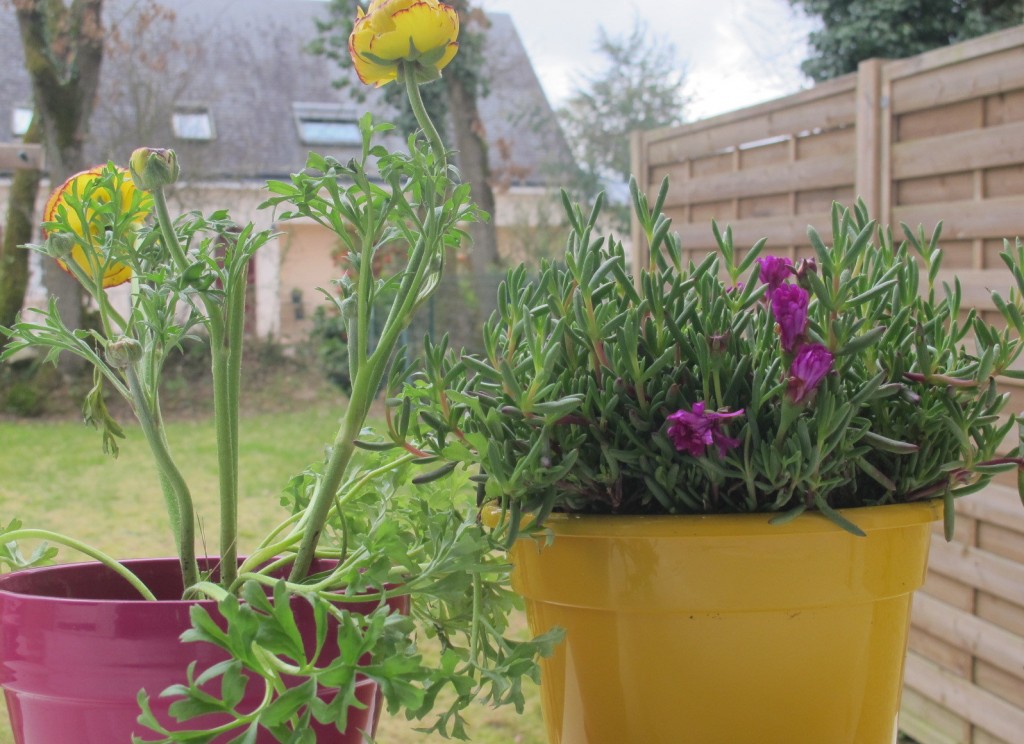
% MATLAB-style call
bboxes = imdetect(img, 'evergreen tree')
[791,0,1024,82]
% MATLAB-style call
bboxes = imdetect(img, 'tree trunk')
[14,0,106,365]
[0,115,42,329]
[445,71,499,272]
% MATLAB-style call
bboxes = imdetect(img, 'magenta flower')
[770,283,809,352]
[787,344,834,404]
[757,256,793,297]
[667,402,745,458]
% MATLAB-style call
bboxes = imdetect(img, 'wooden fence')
[630,25,1024,744]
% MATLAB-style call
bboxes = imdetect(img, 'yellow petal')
[434,41,458,73]
[43,165,149,289]
[354,54,400,86]
[366,0,419,30]
[350,13,398,85]
[370,2,459,64]
[43,167,103,234]
[58,248,133,289]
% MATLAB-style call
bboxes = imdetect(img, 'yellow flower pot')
[486,500,941,744]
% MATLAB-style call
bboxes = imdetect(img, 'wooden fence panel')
[632,23,1024,744]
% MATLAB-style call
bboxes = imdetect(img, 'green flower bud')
[128,148,179,191]
[106,337,143,368]
[44,232,76,260]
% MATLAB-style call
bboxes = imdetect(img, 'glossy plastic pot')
[486,500,941,744]
[0,557,408,743]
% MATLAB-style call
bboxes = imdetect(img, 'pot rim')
[0,556,343,606]
[481,498,942,538]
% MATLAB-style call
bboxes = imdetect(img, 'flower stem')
[151,185,239,587]
[151,188,190,272]
[125,363,199,590]
[289,74,448,582]
[404,64,447,166]
[288,378,373,581]
[4,529,157,600]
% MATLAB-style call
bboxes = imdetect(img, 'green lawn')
[0,402,545,743]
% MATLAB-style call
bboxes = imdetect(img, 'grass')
[0,391,546,743]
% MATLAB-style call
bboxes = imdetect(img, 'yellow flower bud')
[128,147,180,191]
[349,0,460,88]
[42,166,152,289]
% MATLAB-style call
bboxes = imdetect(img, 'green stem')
[210,336,238,587]
[470,572,482,663]
[4,529,157,600]
[287,386,372,581]
[289,74,447,582]
[126,363,200,590]
[151,188,190,272]
[59,254,127,338]
[219,266,249,587]
[404,64,447,166]
[153,185,240,587]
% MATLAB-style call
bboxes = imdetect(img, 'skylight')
[172,107,214,141]
[11,106,32,137]
[293,103,360,146]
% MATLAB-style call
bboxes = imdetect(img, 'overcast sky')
[477,0,818,121]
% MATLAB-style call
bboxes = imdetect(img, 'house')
[0,0,575,343]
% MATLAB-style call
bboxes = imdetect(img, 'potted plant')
[0,2,559,742]
[396,185,1024,743]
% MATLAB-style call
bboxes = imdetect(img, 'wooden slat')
[911,592,1024,680]
[891,196,1024,241]
[0,144,44,170]
[892,120,1024,180]
[885,24,1024,80]
[899,687,971,744]
[926,535,1024,606]
[950,485,1024,536]
[646,84,856,165]
[978,522,1024,563]
[676,215,832,252]
[976,592,1024,637]
[975,661,1024,709]
[663,152,851,206]
[904,653,1024,744]
[908,626,973,676]
[643,73,855,146]
[886,28,1024,114]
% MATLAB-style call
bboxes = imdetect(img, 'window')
[172,107,214,141]
[293,103,360,146]
[11,106,32,137]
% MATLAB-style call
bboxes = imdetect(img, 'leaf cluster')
[135,453,561,742]
[399,180,1024,538]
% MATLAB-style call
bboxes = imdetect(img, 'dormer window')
[293,103,360,146]
[172,106,214,141]
[11,106,32,138]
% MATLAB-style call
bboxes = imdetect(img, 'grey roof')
[0,0,573,184]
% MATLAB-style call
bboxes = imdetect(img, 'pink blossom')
[667,402,745,458]
[757,256,793,297]
[787,344,834,404]
[770,284,809,352]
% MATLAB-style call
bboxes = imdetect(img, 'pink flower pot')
[0,557,407,743]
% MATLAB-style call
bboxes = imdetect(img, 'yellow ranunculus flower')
[43,166,151,289]
[349,0,460,88]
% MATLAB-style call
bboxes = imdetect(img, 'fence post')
[855,58,884,220]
